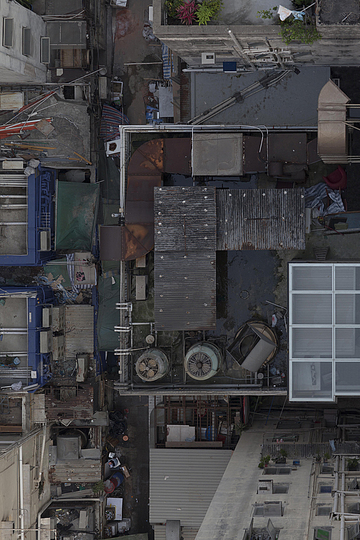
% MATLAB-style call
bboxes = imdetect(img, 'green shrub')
[279,19,321,44]
[164,0,183,18]
[196,0,223,25]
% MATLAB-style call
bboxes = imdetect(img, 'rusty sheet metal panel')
[154,186,216,252]
[243,135,267,174]
[100,224,154,261]
[128,139,164,176]
[100,225,124,261]
[122,223,154,260]
[49,459,101,483]
[163,138,191,174]
[45,386,94,420]
[126,175,161,203]
[268,133,307,164]
[154,251,216,331]
[216,188,305,251]
[65,305,94,357]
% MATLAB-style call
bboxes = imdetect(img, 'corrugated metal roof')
[216,188,306,250]
[154,251,216,330]
[65,305,94,357]
[153,525,197,540]
[154,186,216,331]
[154,186,216,252]
[149,448,232,528]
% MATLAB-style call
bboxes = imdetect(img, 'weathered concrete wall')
[153,0,360,67]
[0,1,47,83]
[0,428,51,540]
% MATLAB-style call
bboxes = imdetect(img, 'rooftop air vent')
[184,342,221,381]
[135,349,169,382]
[201,52,216,65]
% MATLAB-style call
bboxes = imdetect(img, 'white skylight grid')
[289,263,360,401]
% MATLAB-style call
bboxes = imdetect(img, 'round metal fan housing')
[184,342,222,381]
[135,349,169,382]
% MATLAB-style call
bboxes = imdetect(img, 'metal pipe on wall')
[19,445,25,540]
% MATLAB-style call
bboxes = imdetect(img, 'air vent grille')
[137,356,160,380]
[187,351,212,378]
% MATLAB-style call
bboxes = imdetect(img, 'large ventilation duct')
[135,349,169,382]
[184,342,221,381]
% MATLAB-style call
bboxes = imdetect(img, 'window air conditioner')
[201,52,216,65]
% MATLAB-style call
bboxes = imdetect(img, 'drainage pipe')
[332,456,340,518]
[340,456,345,540]
[19,445,25,540]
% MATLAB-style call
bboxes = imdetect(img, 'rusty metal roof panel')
[154,251,216,331]
[216,188,305,250]
[163,138,191,174]
[126,175,161,202]
[154,186,216,253]
[100,224,155,261]
[128,139,164,176]
[45,386,94,421]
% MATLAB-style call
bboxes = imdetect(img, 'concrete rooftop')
[190,67,330,126]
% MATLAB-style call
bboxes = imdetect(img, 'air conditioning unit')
[42,307,51,328]
[201,52,216,65]
[40,330,52,354]
[106,139,121,156]
[40,37,50,64]
[40,230,51,251]
[52,335,64,361]
[76,356,89,382]
[51,306,65,332]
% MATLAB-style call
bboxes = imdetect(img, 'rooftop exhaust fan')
[184,342,221,381]
[135,349,169,382]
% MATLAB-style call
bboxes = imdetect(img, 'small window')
[348,478,359,491]
[316,505,331,516]
[253,501,283,517]
[3,18,13,48]
[321,465,334,475]
[348,523,360,540]
[257,480,272,493]
[319,485,332,494]
[273,483,289,494]
[348,503,360,515]
[314,527,331,540]
[22,27,31,56]
[40,36,50,64]
[263,467,291,475]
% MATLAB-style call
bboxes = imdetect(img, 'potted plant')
[258,455,271,469]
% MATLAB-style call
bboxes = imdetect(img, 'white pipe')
[333,456,340,517]
[340,456,345,540]
[37,427,46,487]
[19,445,25,540]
